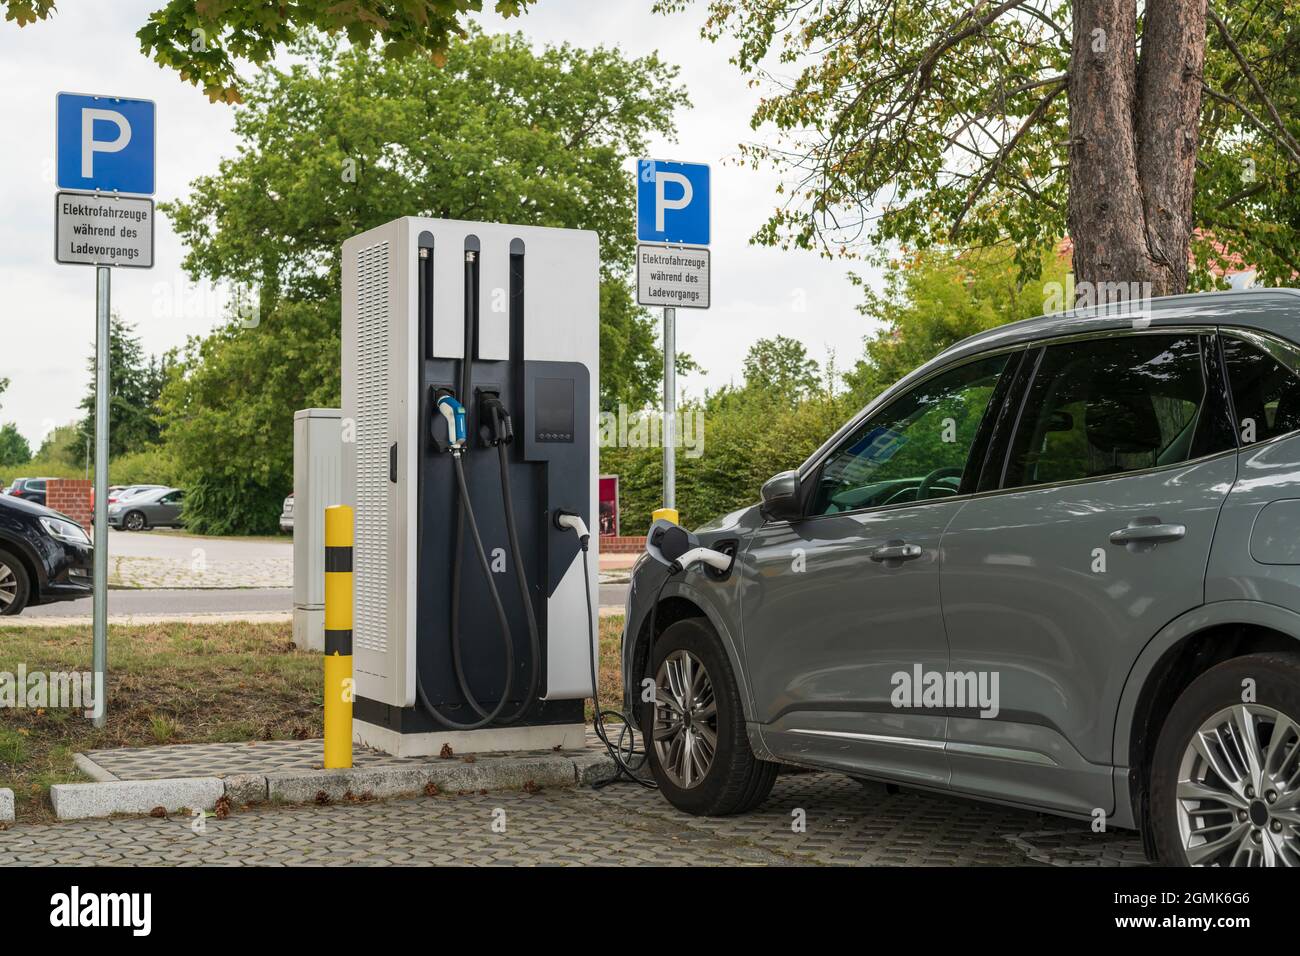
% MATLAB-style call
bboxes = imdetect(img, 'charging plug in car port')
[705,539,738,580]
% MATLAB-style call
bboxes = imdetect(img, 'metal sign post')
[635,159,711,515]
[92,266,110,727]
[55,92,157,729]
[663,307,676,511]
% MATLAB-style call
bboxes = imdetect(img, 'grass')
[0,615,629,825]
[0,621,320,823]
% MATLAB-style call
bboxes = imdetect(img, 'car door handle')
[1108,521,1186,546]
[869,542,923,562]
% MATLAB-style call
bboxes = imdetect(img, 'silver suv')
[623,289,1300,867]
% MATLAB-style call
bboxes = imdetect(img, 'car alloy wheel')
[652,648,719,789]
[0,560,17,611]
[1176,704,1300,866]
[124,511,145,531]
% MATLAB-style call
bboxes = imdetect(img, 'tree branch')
[1215,181,1267,210]
[1201,83,1300,166]
[1208,7,1300,161]
[951,81,1065,239]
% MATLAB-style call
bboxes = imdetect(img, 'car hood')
[0,492,78,524]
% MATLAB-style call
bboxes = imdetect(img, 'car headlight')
[40,516,91,546]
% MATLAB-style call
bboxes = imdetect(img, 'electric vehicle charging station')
[342,217,599,756]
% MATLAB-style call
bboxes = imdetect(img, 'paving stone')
[2,772,1147,867]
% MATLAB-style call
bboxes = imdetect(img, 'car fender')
[627,573,755,719]
[1112,599,1300,762]
[0,528,48,596]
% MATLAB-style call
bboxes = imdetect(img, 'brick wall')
[47,479,93,532]
[600,535,646,554]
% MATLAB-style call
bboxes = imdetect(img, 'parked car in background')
[4,477,53,506]
[280,493,294,533]
[0,492,92,615]
[108,487,186,531]
[112,484,167,505]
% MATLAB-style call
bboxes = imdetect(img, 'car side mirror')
[760,470,803,522]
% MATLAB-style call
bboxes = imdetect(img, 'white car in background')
[280,493,293,533]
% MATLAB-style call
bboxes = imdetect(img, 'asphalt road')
[16,583,629,620]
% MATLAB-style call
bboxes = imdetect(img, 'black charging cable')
[567,521,670,790]
[414,450,518,730]
[482,396,541,725]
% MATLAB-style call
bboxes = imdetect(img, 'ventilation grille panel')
[354,241,390,656]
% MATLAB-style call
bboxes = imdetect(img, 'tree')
[0,424,31,468]
[161,32,687,532]
[2,0,536,102]
[0,378,30,468]
[845,244,1070,405]
[740,336,821,401]
[158,300,339,534]
[163,31,686,409]
[658,0,1300,297]
[73,315,168,462]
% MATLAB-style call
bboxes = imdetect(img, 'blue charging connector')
[436,395,468,452]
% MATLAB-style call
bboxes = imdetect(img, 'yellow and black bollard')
[323,505,354,769]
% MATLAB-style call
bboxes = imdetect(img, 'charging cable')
[556,513,736,790]
[416,395,518,731]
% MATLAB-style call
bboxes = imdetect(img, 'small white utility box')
[293,407,343,651]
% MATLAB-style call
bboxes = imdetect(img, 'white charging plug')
[671,546,734,574]
[555,511,590,549]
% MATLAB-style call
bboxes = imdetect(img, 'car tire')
[642,617,778,815]
[1150,652,1300,867]
[123,511,146,531]
[0,548,31,616]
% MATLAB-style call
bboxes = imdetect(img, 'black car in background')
[0,492,93,615]
[4,477,54,506]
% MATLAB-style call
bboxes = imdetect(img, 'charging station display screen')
[535,377,575,442]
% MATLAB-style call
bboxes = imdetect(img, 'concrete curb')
[57,749,620,820]
[50,777,224,820]
[264,753,612,804]
[73,752,119,783]
[0,788,13,823]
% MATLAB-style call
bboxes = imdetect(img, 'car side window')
[1003,334,1211,490]
[811,354,1009,515]
[1221,335,1300,445]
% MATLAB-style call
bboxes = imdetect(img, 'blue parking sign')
[56,93,155,195]
[637,159,709,246]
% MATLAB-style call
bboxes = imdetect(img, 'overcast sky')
[0,1,878,449]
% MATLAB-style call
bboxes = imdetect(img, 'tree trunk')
[1068,0,1207,302]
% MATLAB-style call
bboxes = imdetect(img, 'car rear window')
[1221,334,1300,444]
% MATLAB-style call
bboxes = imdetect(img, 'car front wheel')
[1151,653,1300,867]
[0,549,31,616]
[123,511,146,531]
[643,617,778,815]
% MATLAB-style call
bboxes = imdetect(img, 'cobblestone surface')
[0,772,1147,867]
[110,556,293,589]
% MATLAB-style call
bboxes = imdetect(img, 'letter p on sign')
[655,171,692,232]
[56,93,156,196]
[80,108,131,177]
